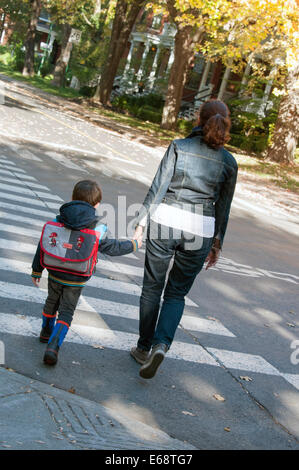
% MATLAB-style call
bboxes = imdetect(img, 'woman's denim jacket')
[136,127,238,248]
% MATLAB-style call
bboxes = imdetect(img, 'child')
[32,180,142,366]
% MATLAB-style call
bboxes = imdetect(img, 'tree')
[160,0,299,149]
[266,62,299,164]
[161,0,204,129]
[97,0,146,106]
[0,1,30,44]
[22,0,42,77]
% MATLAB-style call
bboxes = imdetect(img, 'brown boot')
[130,347,150,365]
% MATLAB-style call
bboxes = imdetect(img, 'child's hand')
[32,277,41,287]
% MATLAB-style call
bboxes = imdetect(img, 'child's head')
[72,180,102,208]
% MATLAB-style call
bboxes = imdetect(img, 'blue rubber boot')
[39,312,57,343]
[43,321,69,366]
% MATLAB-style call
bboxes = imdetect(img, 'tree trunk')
[161,25,204,130]
[160,26,195,130]
[22,0,42,77]
[266,64,299,164]
[161,0,204,130]
[97,0,145,105]
[51,24,72,88]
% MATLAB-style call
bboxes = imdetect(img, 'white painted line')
[0,232,198,310]
[280,373,299,391]
[123,252,139,260]
[46,151,88,173]
[1,312,298,386]
[0,191,60,210]
[0,201,54,218]
[0,158,15,165]
[181,316,235,337]
[0,175,51,191]
[0,238,40,254]
[207,348,281,375]
[0,211,48,227]
[0,267,233,337]
[15,149,42,162]
[0,168,37,181]
[0,312,219,367]
[0,223,41,239]
[0,163,26,173]
[100,257,145,278]
[0,183,63,201]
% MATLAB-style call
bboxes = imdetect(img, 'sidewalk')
[0,367,195,450]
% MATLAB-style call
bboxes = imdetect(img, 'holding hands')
[134,225,144,249]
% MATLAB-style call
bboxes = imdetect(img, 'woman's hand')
[133,225,144,242]
[205,247,221,270]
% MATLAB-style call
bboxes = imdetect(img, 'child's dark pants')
[43,278,83,327]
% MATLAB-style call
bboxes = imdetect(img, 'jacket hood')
[56,201,99,230]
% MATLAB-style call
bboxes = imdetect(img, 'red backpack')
[40,221,104,277]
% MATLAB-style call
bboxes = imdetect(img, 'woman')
[131,99,238,379]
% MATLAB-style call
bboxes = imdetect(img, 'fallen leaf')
[182,411,196,416]
[224,427,231,432]
[68,387,76,394]
[240,376,253,382]
[213,394,226,402]
[286,323,295,328]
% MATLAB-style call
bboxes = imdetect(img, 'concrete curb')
[0,367,196,450]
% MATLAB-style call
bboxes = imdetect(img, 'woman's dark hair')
[72,180,102,206]
[198,99,231,150]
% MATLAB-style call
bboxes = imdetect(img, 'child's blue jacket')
[32,200,137,286]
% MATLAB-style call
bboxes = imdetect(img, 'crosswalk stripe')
[13,149,42,162]
[0,168,37,180]
[0,211,49,227]
[0,163,26,173]
[0,312,219,367]
[0,175,51,191]
[0,182,63,201]
[0,233,198,309]
[0,158,15,165]
[0,261,235,337]
[207,348,281,376]
[0,223,41,238]
[46,151,88,173]
[0,201,55,218]
[0,191,60,210]
[1,311,298,387]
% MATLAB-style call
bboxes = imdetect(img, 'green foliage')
[111,93,164,124]
[0,45,13,66]
[11,44,25,72]
[177,119,194,135]
[227,93,280,154]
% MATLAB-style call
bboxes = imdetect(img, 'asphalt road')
[0,76,298,450]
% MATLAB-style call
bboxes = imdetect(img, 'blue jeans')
[137,221,213,351]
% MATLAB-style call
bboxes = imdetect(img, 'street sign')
[69,28,82,44]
